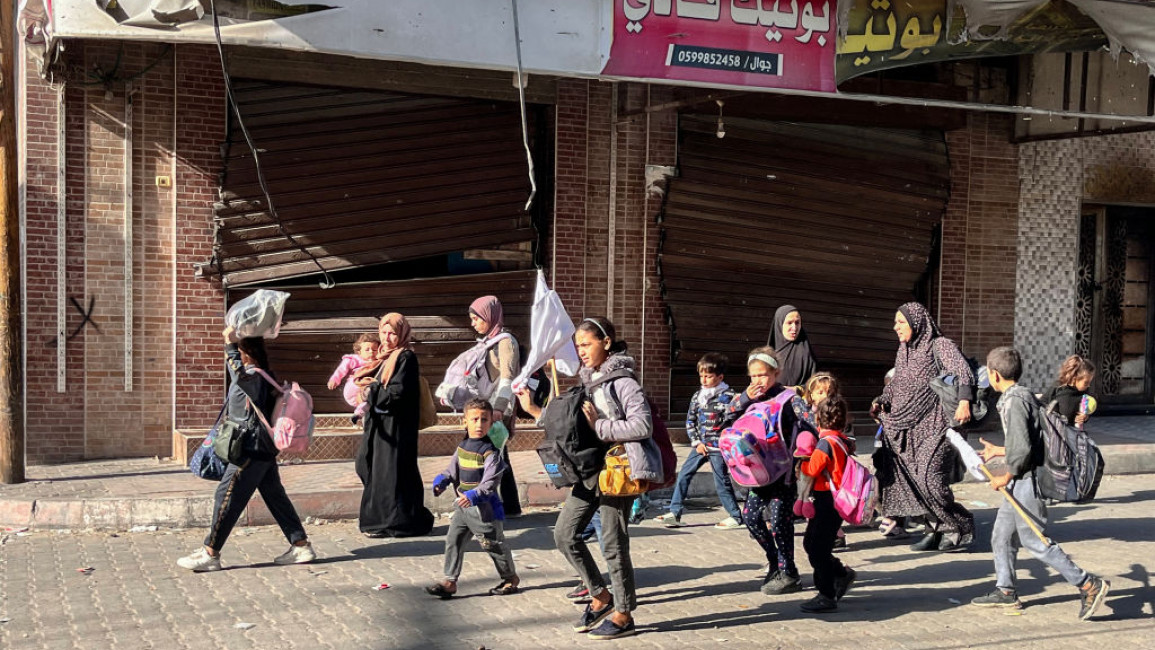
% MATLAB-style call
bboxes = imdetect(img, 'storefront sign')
[603,0,837,93]
[836,0,1106,83]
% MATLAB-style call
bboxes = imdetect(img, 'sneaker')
[273,542,316,565]
[588,617,637,640]
[833,535,848,550]
[909,532,943,552]
[653,513,683,528]
[573,600,615,633]
[566,583,591,602]
[1078,576,1110,621]
[800,594,838,613]
[834,568,857,601]
[177,548,222,572]
[970,588,1022,608]
[714,516,743,530]
[761,572,802,595]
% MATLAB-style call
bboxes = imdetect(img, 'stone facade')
[1016,131,1155,389]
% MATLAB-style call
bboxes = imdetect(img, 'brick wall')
[939,113,1020,362]
[552,80,676,414]
[23,41,225,462]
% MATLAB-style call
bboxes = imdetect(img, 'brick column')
[174,45,228,430]
[942,113,1020,360]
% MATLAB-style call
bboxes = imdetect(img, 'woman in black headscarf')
[875,302,975,553]
[767,305,818,389]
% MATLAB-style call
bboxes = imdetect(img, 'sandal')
[488,580,520,596]
[425,583,456,599]
[878,519,909,538]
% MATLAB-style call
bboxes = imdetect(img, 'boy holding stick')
[970,346,1109,620]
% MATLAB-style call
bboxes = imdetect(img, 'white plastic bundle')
[226,289,290,339]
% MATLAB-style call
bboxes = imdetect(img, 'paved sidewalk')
[1,416,1152,530]
[1,474,1152,650]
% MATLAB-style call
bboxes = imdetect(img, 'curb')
[3,442,1151,531]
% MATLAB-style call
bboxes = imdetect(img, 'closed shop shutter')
[204,80,536,287]
[662,116,949,413]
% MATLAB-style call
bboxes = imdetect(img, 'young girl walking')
[1041,355,1096,426]
[726,346,814,595]
[797,396,856,613]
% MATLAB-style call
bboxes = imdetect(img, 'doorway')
[1076,206,1155,405]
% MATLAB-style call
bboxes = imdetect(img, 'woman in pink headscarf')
[468,295,523,517]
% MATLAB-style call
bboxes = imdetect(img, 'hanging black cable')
[208,0,335,288]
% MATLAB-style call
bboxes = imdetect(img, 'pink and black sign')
[603,0,837,93]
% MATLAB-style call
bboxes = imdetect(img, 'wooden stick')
[548,359,560,399]
[978,465,1050,545]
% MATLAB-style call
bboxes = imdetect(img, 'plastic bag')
[226,289,290,339]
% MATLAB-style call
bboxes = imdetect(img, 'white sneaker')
[653,513,684,528]
[274,542,316,565]
[177,548,222,572]
[714,516,743,530]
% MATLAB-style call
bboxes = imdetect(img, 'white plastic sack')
[226,289,290,339]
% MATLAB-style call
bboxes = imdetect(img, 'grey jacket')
[996,383,1045,479]
[581,354,664,483]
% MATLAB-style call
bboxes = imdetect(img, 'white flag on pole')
[512,270,581,390]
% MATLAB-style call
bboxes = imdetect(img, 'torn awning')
[837,0,1155,82]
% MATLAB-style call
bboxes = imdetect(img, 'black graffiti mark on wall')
[47,296,101,348]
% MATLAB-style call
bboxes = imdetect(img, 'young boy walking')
[654,353,743,529]
[426,399,520,598]
[971,346,1110,620]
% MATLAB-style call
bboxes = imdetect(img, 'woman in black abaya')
[355,312,434,538]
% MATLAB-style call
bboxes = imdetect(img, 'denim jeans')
[667,447,742,520]
[993,474,1087,592]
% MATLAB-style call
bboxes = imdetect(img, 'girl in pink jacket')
[328,333,380,422]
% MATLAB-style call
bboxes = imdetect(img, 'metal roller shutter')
[202,80,537,287]
[662,116,949,414]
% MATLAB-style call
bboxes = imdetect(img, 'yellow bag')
[598,444,648,497]
[417,377,438,430]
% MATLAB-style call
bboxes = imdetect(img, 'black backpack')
[536,385,604,488]
[1037,400,1105,503]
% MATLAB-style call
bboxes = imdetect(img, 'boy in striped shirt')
[426,399,520,598]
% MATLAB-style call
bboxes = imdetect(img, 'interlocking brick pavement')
[2,474,1153,649]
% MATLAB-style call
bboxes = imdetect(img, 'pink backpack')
[823,436,878,526]
[718,391,795,488]
[252,368,315,454]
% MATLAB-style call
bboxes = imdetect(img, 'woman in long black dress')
[876,302,975,552]
[356,312,434,538]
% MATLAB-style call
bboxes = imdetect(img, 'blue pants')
[668,447,742,520]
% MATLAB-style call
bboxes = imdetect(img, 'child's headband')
[748,353,779,370]
[580,318,610,339]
